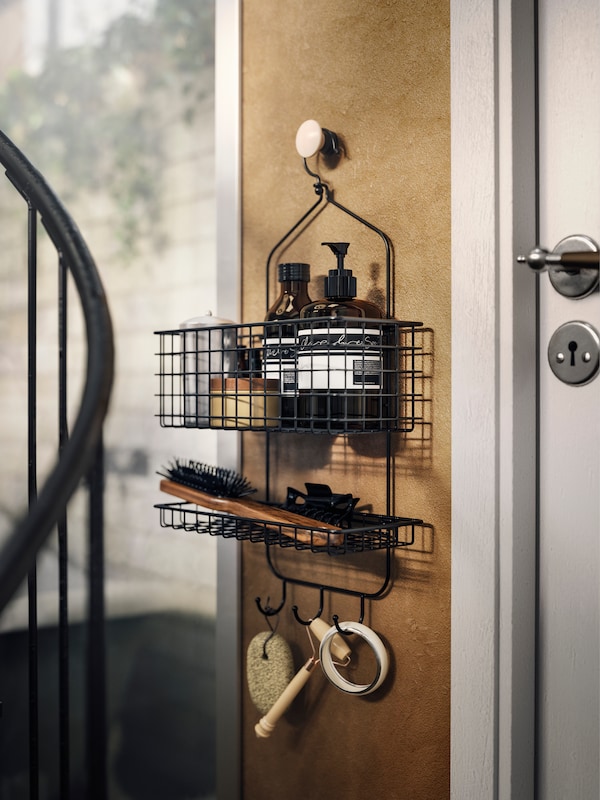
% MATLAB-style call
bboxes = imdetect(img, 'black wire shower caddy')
[155,160,426,626]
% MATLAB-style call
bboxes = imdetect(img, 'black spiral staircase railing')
[0,130,114,798]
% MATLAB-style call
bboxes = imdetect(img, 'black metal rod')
[27,200,39,800]
[0,129,114,613]
[87,436,107,800]
[27,566,38,800]
[265,190,325,312]
[0,127,114,798]
[404,324,418,434]
[326,190,393,318]
[58,252,70,798]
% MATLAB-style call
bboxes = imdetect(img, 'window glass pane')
[0,1,217,797]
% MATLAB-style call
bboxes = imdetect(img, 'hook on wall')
[291,586,325,626]
[255,580,287,617]
[302,158,328,197]
[295,119,340,159]
[332,594,366,635]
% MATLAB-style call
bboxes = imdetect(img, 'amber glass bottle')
[263,262,312,426]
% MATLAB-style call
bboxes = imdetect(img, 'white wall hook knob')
[295,119,339,158]
[296,119,324,158]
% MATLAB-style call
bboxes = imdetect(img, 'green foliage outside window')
[0,0,215,259]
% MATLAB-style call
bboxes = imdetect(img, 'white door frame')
[451,1,538,797]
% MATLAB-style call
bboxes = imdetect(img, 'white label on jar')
[296,327,383,391]
[263,336,297,394]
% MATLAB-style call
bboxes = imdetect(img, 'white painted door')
[451,1,599,796]
[536,0,600,795]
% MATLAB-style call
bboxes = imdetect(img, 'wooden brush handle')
[309,617,352,662]
[159,479,344,546]
[255,657,318,739]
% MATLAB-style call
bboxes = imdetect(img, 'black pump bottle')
[296,242,386,431]
[298,242,382,320]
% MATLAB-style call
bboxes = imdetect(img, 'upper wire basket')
[155,317,421,434]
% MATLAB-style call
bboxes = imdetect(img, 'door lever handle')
[516,234,599,298]
[517,248,599,272]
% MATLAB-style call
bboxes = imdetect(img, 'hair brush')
[158,459,344,547]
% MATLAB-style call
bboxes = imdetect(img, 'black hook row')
[255,541,392,636]
[255,580,366,636]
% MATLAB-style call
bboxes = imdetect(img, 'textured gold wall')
[241,1,450,797]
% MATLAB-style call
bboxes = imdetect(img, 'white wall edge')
[215,0,241,797]
[450,2,499,794]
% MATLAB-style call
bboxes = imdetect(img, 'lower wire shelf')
[155,501,421,555]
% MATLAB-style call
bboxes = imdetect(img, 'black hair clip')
[280,482,359,528]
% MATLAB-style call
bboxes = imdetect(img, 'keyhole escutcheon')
[547,321,600,386]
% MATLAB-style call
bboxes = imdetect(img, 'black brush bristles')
[158,458,256,498]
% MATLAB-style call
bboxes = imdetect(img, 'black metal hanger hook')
[302,158,331,198]
[255,579,287,618]
[291,587,325,626]
[332,595,366,636]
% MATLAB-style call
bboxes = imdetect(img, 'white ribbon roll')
[318,621,389,695]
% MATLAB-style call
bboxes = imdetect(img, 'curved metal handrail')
[0,129,114,612]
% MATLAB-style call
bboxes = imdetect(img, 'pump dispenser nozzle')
[323,242,349,267]
[322,242,357,299]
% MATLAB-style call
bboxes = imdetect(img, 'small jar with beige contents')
[209,377,279,428]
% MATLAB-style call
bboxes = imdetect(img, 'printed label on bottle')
[296,327,383,391]
[263,336,297,394]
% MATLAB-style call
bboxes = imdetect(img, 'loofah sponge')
[246,631,295,715]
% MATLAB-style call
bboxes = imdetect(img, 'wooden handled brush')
[253,618,352,739]
[159,460,344,547]
[254,656,318,738]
